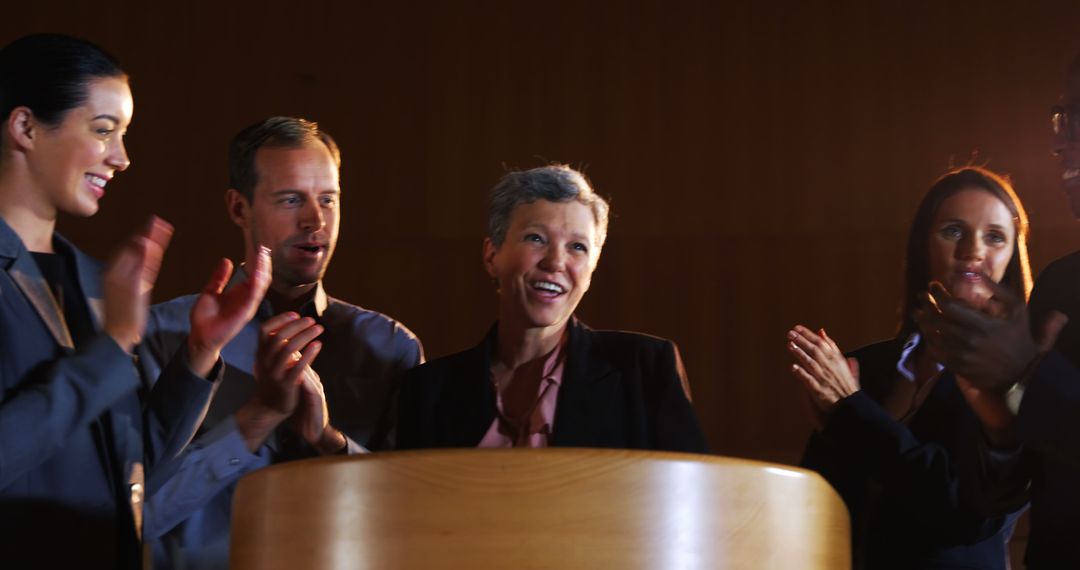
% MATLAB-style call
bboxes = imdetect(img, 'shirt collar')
[229,265,328,320]
[896,332,943,383]
[540,331,569,385]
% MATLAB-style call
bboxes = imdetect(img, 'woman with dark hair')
[397,165,707,452]
[0,34,268,567]
[787,166,1029,569]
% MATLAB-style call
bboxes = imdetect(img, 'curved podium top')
[231,448,849,570]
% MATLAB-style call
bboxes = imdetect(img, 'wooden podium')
[231,449,850,569]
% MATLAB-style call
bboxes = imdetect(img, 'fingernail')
[259,246,271,256]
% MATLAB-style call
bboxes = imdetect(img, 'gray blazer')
[0,218,215,569]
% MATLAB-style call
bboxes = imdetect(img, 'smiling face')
[24,76,133,217]
[927,188,1016,306]
[228,141,340,296]
[484,199,601,334]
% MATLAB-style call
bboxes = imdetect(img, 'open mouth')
[85,174,107,197]
[1065,168,1080,182]
[292,243,327,257]
[530,280,566,296]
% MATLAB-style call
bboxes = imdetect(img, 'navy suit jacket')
[397,318,708,453]
[0,219,214,569]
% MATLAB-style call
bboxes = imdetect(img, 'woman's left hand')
[787,325,861,414]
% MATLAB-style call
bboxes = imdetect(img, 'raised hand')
[234,312,323,451]
[104,216,173,351]
[787,324,861,414]
[186,245,272,377]
[915,277,1064,392]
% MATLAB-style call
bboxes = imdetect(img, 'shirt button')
[229,458,240,466]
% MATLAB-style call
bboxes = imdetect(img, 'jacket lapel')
[551,317,618,446]
[0,219,74,349]
[439,326,499,446]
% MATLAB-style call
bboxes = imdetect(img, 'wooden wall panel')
[4,0,1080,465]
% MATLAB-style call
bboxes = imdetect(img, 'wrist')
[105,326,137,353]
[1003,352,1046,414]
[235,401,288,452]
[186,336,221,378]
[315,426,347,455]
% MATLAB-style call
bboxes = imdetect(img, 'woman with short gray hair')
[397,165,707,451]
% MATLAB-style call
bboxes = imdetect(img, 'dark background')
[6,0,1080,466]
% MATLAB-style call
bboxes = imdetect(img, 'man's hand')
[234,312,323,451]
[290,368,347,455]
[916,278,1064,392]
[186,245,272,377]
[103,217,173,352]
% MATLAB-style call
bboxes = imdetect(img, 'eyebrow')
[940,218,1009,230]
[92,114,121,123]
[269,188,340,196]
[522,222,591,241]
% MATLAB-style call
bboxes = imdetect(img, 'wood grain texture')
[231,448,850,569]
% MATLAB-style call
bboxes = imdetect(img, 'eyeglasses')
[1051,105,1080,141]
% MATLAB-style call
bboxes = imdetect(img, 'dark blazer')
[397,317,708,453]
[1010,250,1080,569]
[0,218,214,569]
[801,339,1019,570]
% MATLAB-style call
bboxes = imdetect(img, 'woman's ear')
[7,107,38,152]
[483,237,498,279]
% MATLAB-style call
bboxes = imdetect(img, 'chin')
[66,201,100,218]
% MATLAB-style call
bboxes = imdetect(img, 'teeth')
[1064,169,1080,181]
[532,281,565,294]
[85,174,107,187]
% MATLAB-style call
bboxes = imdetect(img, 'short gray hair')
[487,165,610,248]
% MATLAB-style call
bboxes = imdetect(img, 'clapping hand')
[185,245,273,377]
[787,324,861,416]
[103,217,173,352]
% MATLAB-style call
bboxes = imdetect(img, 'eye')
[278,195,302,206]
[524,233,545,244]
[985,231,1007,245]
[571,242,589,253]
[940,225,963,240]
[319,194,338,207]
[95,127,114,137]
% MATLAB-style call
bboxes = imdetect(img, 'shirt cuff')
[196,415,267,480]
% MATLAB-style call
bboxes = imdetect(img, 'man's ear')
[482,237,498,279]
[7,107,39,152]
[225,188,251,229]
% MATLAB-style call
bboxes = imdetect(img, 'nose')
[956,233,985,262]
[299,198,326,233]
[538,244,567,272]
[106,137,131,172]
